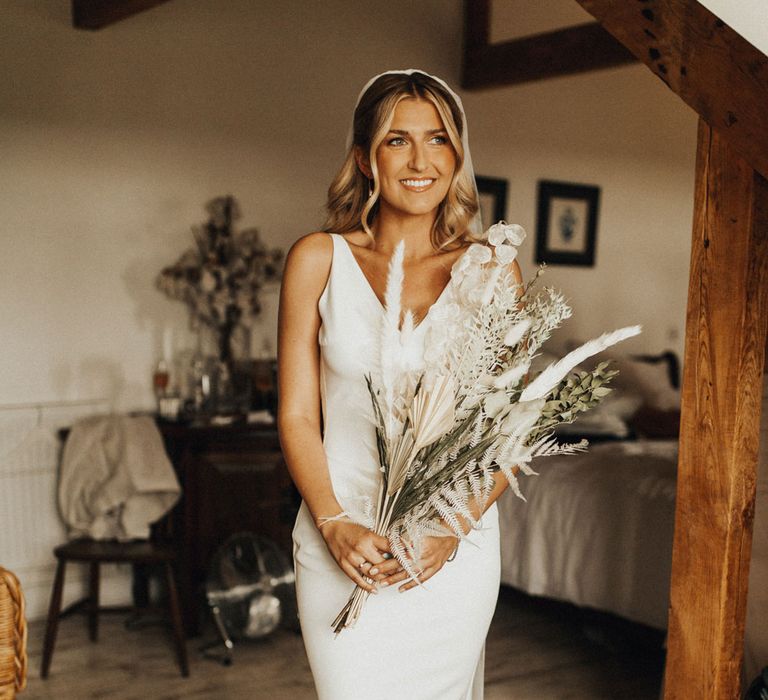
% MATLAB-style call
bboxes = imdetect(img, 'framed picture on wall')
[535,180,600,266]
[476,176,508,229]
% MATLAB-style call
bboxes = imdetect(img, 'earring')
[368,178,374,198]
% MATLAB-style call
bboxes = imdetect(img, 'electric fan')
[202,532,296,665]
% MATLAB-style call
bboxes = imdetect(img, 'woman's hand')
[318,520,394,593]
[378,534,459,592]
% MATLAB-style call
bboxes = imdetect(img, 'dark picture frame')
[476,176,508,229]
[535,180,600,266]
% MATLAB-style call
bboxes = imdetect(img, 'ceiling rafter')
[462,1,636,88]
[573,1,768,183]
[72,0,171,30]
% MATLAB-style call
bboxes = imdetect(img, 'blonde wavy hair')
[323,72,482,252]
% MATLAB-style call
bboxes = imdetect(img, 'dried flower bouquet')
[329,223,641,634]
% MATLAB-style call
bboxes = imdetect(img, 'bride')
[277,69,523,699]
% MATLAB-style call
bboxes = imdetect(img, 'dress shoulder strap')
[318,232,341,309]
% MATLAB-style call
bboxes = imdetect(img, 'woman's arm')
[277,232,340,521]
[277,232,389,591]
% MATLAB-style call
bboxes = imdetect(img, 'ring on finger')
[358,560,370,569]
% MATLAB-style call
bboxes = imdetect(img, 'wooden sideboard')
[156,420,300,636]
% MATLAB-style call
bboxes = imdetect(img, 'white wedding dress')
[292,233,501,700]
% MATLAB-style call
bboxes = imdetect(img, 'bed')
[497,349,768,687]
[497,348,682,632]
[498,436,677,630]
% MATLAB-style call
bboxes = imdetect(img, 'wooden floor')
[22,586,665,699]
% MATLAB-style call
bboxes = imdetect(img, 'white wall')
[0,0,468,618]
[466,59,697,354]
[0,1,698,414]
[0,0,700,618]
[0,0,465,410]
[480,3,698,356]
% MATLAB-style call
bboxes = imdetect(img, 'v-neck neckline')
[336,234,458,333]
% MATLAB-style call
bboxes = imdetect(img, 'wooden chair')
[40,538,189,678]
[0,566,27,699]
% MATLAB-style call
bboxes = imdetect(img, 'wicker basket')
[0,567,27,699]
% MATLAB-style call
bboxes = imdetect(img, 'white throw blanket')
[58,414,181,541]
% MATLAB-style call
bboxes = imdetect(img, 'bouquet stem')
[332,585,372,635]
[331,486,406,634]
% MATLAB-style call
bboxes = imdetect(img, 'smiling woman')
[277,70,523,700]
[323,70,483,252]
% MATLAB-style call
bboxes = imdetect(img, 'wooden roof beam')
[462,1,636,88]
[572,0,768,182]
[72,0,171,30]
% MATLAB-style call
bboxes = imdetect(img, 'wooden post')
[665,118,768,698]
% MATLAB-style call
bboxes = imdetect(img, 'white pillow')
[610,357,680,411]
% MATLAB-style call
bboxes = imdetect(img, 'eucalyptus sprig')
[528,361,618,442]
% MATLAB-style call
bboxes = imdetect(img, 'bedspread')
[497,438,678,631]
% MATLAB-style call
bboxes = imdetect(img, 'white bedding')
[497,438,678,631]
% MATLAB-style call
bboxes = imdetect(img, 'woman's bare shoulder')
[286,231,335,269]
[283,231,334,295]
[287,230,333,258]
